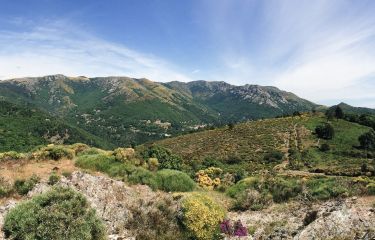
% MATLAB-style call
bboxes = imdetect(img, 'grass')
[299,116,373,175]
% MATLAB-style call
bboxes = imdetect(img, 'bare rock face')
[295,198,374,239]
[228,197,375,240]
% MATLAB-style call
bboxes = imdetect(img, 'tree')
[228,122,235,130]
[143,145,183,170]
[315,123,334,140]
[334,106,344,119]
[358,130,375,150]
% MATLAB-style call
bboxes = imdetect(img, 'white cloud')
[197,0,375,107]
[0,20,192,82]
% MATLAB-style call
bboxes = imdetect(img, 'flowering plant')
[219,219,248,237]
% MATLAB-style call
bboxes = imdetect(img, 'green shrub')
[315,123,334,140]
[48,172,61,185]
[227,176,302,208]
[226,177,257,198]
[0,178,12,198]
[181,193,226,240]
[128,167,158,190]
[319,143,330,152]
[233,189,272,211]
[307,177,348,200]
[75,153,117,173]
[267,177,302,203]
[358,130,375,150]
[33,145,75,160]
[14,175,40,195]
[142,145,183,170]
[366,183,375,195]
[263,151,283,163]
[155,169,196,192]
[3,187,106,240]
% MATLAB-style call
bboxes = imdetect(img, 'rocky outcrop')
[228,197,375,239]
[0,172,180,240]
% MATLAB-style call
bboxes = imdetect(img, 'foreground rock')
[229,196,375,239]
[1,172,181,240]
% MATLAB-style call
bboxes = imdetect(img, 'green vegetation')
[156,117,297,172]
[141,145,183,170]
[358,130,375,150]
[226,176,302,210]
[48,172,61,185]
[0,151,25,161]
[315,123,334,139]
[13,175,40,195]
[226,174,374,211]
[75,150,195,192]
[3,187,106,240]
[155,169,196,192]
[32,144,75,160]
[0,75,317,150]
[0,100,112,152]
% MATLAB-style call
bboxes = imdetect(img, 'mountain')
[0,74,318,148]
[164,80,317,121]
[334,102,375,115]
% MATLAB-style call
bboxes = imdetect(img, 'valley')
[0,95,374,239]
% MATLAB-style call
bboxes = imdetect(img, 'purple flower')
[234,220,248,237]
[220,219,233,235]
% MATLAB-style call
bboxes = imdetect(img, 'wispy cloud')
[0,20,192,82]
[197,0,375,107]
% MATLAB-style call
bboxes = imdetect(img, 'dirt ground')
[0,158,77,183]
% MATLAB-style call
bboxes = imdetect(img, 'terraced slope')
[155,113,374,175]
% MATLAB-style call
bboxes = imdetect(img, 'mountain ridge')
[5,74,373,149]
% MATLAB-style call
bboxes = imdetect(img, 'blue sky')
[0,0,374,107]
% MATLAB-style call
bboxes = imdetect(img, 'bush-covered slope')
[0,100,112,152]
[154,113,374,175]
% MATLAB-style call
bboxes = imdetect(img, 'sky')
[0,0,374,108]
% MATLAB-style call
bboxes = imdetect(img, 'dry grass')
[0,158,77,182]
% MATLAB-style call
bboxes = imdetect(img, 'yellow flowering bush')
[195,167,223,189]
[181,193,226,240]
[113,147,135,162]
[148,157,159,171]
[32,145,75,160]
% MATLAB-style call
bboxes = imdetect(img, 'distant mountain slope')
[334,102,375,115]
[163,81,317,121]
[0,74,318,147]
[0,100,112,152]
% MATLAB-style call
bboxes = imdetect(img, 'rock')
[1,171,179,239]
[0,200,18,240]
